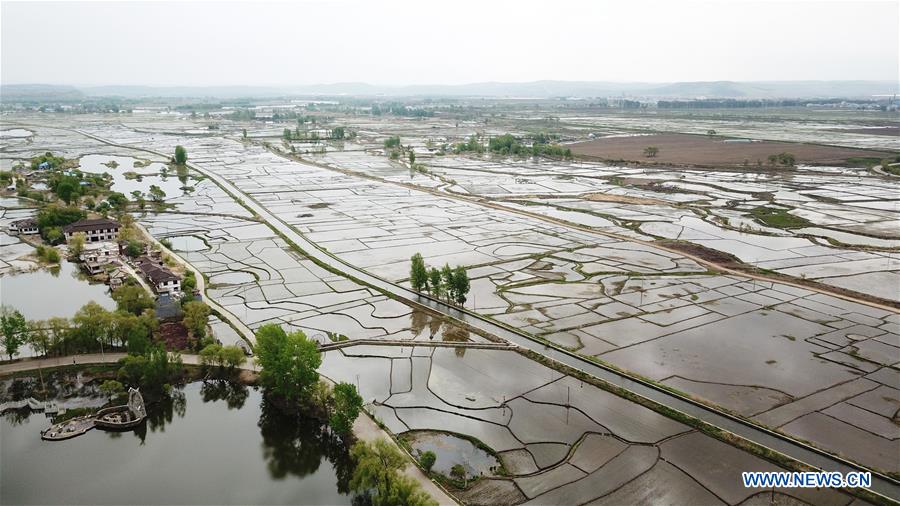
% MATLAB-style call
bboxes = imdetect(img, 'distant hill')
[2,80,896,101]
[1,84,84,101]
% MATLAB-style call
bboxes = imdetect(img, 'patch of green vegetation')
[748,206,811,229]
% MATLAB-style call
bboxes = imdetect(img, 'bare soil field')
[569,133,896,167]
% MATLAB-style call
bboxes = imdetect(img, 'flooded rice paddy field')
[2,114,897,484]
[142,211,473,344]
[321,346,864,505]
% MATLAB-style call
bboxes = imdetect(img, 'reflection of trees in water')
[257,395,353,492]
[2,406,34,426]
[409,311,429,337]
[442,326,470,357]
[134,389,187,443]
[200,379,249,410]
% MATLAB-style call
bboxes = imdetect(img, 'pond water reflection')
[77,154,193,200]
[0,259,116,320]
[1,379,353,505]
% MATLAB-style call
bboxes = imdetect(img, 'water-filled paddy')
[0,260,116,320]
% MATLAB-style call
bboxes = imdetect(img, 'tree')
[113,285,155,316]
[767,154,779,166]
[56,180,78,204]
[283,128,293,141]
[254,324,322,404]
[106,192,128,212]
[441,264,455,302]
[330,382,363,435]
[450,464,467,486]
[125,240,144,257]
[72,301,112,352]
[419,451,436,473]
[182,301,211,339]
[182,271,197,292]
[409,151,416,165]
[220,345,246,369]
[148,184,166,202]
[643,146,659,158]
[27,321,51,357]
[242,129,247,139]
[451,266,470,305]
[409,253,428,292]
[0,306,27,360]
[174,145,188,165]
[777,152,796,167]
[350,438,436,506]
[332,127,345,139]
[428,267,443,298]
[99,379,124,400]
[68,232,86,258]
[199,343,223,367]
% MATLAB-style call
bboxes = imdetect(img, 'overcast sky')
[2,0,897,86]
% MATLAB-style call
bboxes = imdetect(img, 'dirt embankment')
[569,133,896,167]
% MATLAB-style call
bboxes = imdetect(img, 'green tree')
[174,145,188,165]
[451,266,470,305]
[643,146,659,158]
[383,136,401,149]
[409,253,428,292]
[0,306,28,360]
[409,151,416,165]
[56,180,78,204]
[428,267,443,298]
[450,464,466,486]
[221,345,246,369]
[242,128,248,139]
[106,192,128,212]
[148,185,166,202]
[419,450,436,473]
[112,285,155,316]
[72,301,113,352]
[68,232,86,258]
[199,343,223,367]
[182,301,211,339]
[332,127,345,139]
[350,439,436,506]
[441,264,455,302]
[255,324,322,404]
[99,379,124,400]
[27,320,51,357]
[45,248,60,263]
[330,382,363,435]
[283,128,293,141]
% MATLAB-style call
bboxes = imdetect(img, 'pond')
[404,430,499,479]
[77,154,193,200]
[168,235,209,252]
[0,259,116,320]
[1,379,353,505]
[0,128,33,138]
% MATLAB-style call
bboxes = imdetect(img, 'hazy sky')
[2,0,897,86]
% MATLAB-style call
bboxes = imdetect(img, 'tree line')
[409,253,470,305]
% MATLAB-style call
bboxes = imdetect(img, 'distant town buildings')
[62,218,121,242]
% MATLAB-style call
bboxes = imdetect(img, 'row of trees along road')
[409,253,470,305]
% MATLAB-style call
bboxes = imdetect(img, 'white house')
[8,218,39,235]
[63,218,121,243]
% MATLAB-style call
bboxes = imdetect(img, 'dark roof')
[63,218,121,234]
[11,218,37,228]
[137,262,179,284]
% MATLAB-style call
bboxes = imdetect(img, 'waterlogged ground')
[1,113,897,487]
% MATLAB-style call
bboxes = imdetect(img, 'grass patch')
[748,206,811,229]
